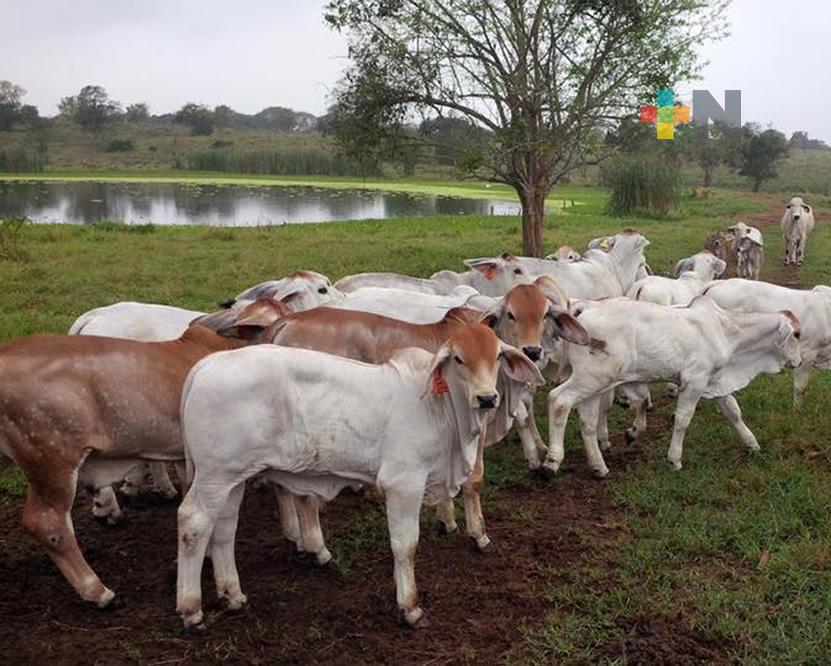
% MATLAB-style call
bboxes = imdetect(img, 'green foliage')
[0,217,31,261]
[174,103,215,136]
[184,147,370,177]
[124,103,149,122]
[603,154,681,217]
[60,85,121,132]
[106,139,135,153]
[734,124,790,192]
[0,146,45,172]
[0,80,28,131]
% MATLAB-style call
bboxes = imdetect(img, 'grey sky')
[2,0,828,141]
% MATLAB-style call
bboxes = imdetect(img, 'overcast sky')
[2,0,828,141]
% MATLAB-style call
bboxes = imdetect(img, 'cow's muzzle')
[476,393,499,410]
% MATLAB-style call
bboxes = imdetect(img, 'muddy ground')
[0,421,728,665]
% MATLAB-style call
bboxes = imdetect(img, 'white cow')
[781,197,816,266]
[515,230,651,299]
[628,251,726,305]
[431,252,532,296]
[334,286,496,323]
[334,272,453,295]
[176,324,542,629]
[704,279,831,407]
[542,296,801,474]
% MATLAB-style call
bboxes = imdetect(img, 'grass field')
[1,187,830,662]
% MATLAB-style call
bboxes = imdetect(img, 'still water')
[0,181,520,226]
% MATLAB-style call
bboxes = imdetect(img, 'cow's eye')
[454,355,464,365]
[318,287,328,294]
[794,331,801,340]
[507,311,516,321]
[513,268,522,275]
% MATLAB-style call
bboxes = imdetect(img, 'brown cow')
[0,301,288,607]
[213,282,588,552]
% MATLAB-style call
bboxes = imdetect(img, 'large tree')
[61,85,121,132]
[732,124,788,193]
[0,80,26,131]
[325,0,728,255]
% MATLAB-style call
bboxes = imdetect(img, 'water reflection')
[0,181,520,226]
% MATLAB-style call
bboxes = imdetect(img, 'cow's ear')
[803,205,812,214]
[279,290,302,307]
[479,300,504,329]
[499,344,544,387]
[535,275,569,308]
[673,257,694,277]
[216,299,286,340]
[464,257,500,280]
[546,308,590,346]
[714,258,727,277]
[425,344,454,395]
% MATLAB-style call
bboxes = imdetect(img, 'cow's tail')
[67,309,99,335]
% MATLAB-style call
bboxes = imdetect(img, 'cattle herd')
[0,196,823,632]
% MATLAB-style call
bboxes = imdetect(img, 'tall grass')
[0,217,31,261]
[0,148,45,173]
[183,147,368,177]
[603,154,682,217]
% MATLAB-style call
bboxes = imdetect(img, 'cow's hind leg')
[294,494,332,565]
[274,485,303,549]
[208,483,247,611]
[794,363,812,409]
[23,475,114,607]
[666,387,704,470]
[80,458,145,525]
[596,389,614,451]
[713,395,759,452]
[177,482,231,629]
[575,395,609,477]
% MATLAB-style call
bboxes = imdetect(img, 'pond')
[0,181,521,226]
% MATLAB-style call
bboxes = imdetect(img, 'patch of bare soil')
[598,616,733,665]
[0,429,684,665]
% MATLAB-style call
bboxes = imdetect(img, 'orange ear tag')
[431,367,450,394]
[483,266,497,281]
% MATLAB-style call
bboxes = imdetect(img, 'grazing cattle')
[545,245,582,262]
[728,222,764,281]
[542,296,801,475]
[781,197,816,266]
[0,307,284,607]
[629,251,726,305]
[334,286,496,323]
[334,272,453,295]
[704,279,831,407]
[704,230,738,279]
[176,324,543,629]
[431,252,532,296]
[213,280,587,552]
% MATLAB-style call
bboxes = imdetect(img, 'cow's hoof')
[435,521,458,536]
[624,428,638,445]
[530,466,556,481]
[315,549,333,566]
[220,593,247,611]
[181,611,206,633]
[474,536,495,554]
[401,607,429,628]
[95,588,117,609]
[592,466,610,479]
[94,513,124,527]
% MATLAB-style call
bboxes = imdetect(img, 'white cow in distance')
[176,323,542,629]
[781,197,816,266]
[629,251,726,305]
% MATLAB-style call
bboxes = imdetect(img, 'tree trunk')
[518,186,546,257]
[753,177,762,193]
[703,166,712,188]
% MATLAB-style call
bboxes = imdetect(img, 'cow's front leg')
[666,387,704,471]
[81,458,146,525]
[294,494,332,565]
[713,395,759,452]
[783,238,791,265]
[797,235,807,266]
[148,462,178,499]
[383,480,427,627]
[596,389,615,451]
[461,431,490,551]
[274,485,302,548]
[544,383,579,474]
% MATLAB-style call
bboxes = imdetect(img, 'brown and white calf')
[0,304,285,606]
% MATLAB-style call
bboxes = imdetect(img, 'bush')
[0,148,44,172]
[106,139,135,152]
[0,217,31,261]
[182,147,369,176]
[603,154,681,217]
